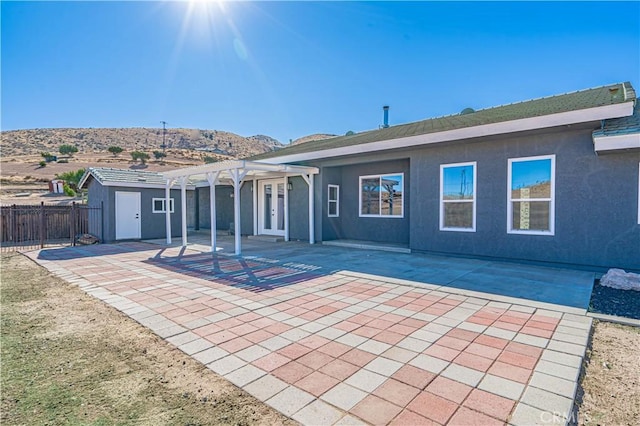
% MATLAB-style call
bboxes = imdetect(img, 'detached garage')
[78,168,194,243]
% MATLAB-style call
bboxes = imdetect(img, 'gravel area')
[588,280,640,320]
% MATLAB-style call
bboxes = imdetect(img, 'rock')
[600,269,640,291]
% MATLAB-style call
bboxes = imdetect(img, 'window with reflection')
[440,162,476,231]
[328,184,339,217]
[359,173,403,217]
[508,155,555,235]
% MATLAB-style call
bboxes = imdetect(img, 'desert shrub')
[131,151,150,164]
[153,150,166,160]
[57,159,68,163]
[40,152,56,162]
[203,156,217,164]
[108,146,123,156]
[38,160,46,168]
[59,144,78,156]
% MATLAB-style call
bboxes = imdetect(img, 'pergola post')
[252,177,258,236]
[165,179,174,245]
[301,174,315,244]
[164,179,173,246]
[180,177,188,247]
[308,174,315,244]
[230,168,247,255]
[283,175,289,242]
[206,171,220,253]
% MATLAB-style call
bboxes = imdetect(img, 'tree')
[55,168,86,192]
[108,146,123,156]
[131,151,150,164]
[59,144,78,156]
[62,183,76,197]
[152,150,166,160]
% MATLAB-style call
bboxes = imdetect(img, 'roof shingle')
[250,82,636,161]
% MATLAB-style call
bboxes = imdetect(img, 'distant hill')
[0,127,284,158]
[290,133,337,146]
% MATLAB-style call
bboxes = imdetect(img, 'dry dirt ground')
[1,151,202,182]
[575,321,640,426]
[0,252,296,426]
[2,251,639,426]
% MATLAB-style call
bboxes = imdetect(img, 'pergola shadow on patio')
[144,230,595,311]
[143,251,324,293]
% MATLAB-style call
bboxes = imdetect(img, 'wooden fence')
[0,202,103,252]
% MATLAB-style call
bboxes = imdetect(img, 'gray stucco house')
[80,82,640,271]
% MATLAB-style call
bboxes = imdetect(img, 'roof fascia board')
[260,102,635,164]
[78,172,92,189]
[99,181,196,190]
[593,132,640,152]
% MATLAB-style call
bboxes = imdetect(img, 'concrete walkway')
[30,242,593,425]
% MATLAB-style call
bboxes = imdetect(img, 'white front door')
[258,179,285,236]
[115,191,141,240]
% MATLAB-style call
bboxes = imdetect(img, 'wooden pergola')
[161,160,319,255]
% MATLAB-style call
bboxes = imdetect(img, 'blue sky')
[2,1,639,144]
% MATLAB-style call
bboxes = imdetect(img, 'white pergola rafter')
[162,160,319,255]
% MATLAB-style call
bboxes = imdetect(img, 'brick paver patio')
[29,243,592,425]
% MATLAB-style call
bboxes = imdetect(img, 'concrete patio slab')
[145,233,595,310]
[28,241,595,425]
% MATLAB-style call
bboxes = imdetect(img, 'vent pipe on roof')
[382,106,390,128]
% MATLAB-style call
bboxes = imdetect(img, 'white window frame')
[507,155,555,235]
[152,197,174,214]
[359,173,404,218]
[328,184,340,217]
[440,161,477,232]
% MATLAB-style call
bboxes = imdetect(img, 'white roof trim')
[161,159,319,180]
[98,181,196,190]
[260,102,636,164]
[593,132,640,152]
[80,176,196,190]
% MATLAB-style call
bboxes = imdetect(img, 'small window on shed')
[152,198,174,213]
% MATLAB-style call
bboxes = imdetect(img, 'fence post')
[11,204,17,243]
[40,202,45,248]
[71,202,77,246]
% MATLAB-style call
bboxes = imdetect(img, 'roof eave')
[593,132,640,153]
[260,101,636,164]
[98,181,197,190]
